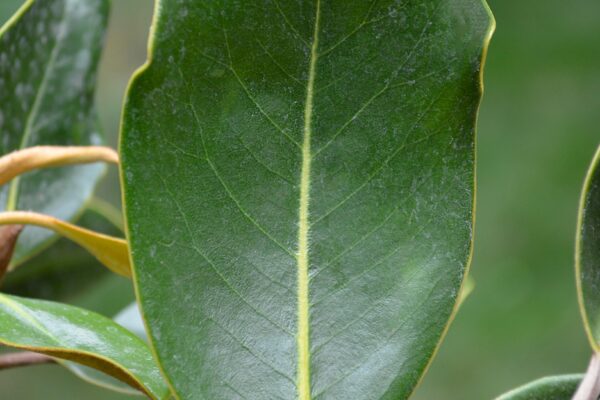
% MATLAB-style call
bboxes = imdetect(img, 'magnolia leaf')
[121,0,494,398]
[0,211,130,277]
[0,294,170,399]
[0,0,110,265]
[62,302,149,396]
[577,145,600,350]
[494,375,583,400]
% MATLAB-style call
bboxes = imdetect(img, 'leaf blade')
[122,1,494,398]
[495,375,583,400]
[62,302,149,396]
[0,294,170,399]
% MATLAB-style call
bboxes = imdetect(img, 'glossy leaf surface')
[63,302,149,396]
[495,375,583,400]
[577,145,600,349]
[0,294,169,399]
[0,0,109,265]
[122,0,493,398]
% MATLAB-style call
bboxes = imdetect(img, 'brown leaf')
[0,225,23,282]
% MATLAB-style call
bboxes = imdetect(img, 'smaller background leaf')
[0,0,111,265]
[0,294,169,399]
[576,145,600,349]
[63,302,149,396]
[495,375,583,400]
[1,205,146,395]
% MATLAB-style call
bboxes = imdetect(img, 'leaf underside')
[495,375,583,400]
[122,0,493,398]
[0,294,170,399]
[0,0,109,265]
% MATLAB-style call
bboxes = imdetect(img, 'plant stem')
[0,351,55,370]
[573,353,600,400]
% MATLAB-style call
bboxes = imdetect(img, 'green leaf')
[121,0,494,398]
[62,302,149,396]
[494,375,583,400]
[577,145,600,350]
[0,0,110,265]
[0,294,170,399]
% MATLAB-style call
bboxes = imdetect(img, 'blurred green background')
[1,0,599,398]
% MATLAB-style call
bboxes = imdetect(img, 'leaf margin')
[117,0,176,395]
[407,0,496,395]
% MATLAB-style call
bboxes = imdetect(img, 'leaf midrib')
[296,1,320,399]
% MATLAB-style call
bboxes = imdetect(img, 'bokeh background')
[1,0,599,398]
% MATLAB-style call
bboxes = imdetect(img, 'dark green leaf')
[121,0,494,398]
[495,375,583,400]
[63,302,149,396]
[0,0,110,265]
[0,294,170,399]
[577,145,600,349]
